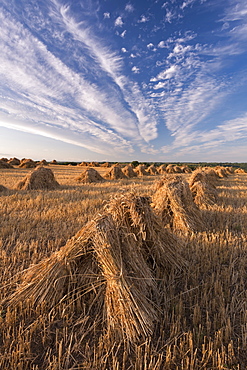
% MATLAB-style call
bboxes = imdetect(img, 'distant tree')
[131,160,139,168]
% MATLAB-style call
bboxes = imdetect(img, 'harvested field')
[0,165,247,369]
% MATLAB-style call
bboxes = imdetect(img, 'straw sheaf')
[226,166,234,173]
[8,157,20,166]
[88,161,99,167]
[157,164,167,174]
[0,159,14,169]
[6,193,184,342]
[76,167,105,183]
[165,164,183,174]
[203,168,220,184]
[105,165,127,179]
[181,165,192,173]
[93,214,157,340]
[100,162,111,167]
[105,193,183,271]
[189,168,218,188]
[189,169,219,207]
[147,164,158,175]
[153,175,172,192]
[122,164,137,178]
[16,166,60,190]
[19,158,37,168]
[165,164,175,173]
[152,176,204,232]
[235,168,246,174]
[7,219,99,308]
[134,164,149,177]
[37,159,49,166]
[214,167,228,178]
[190,181,218,207]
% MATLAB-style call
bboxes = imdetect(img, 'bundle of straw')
[76,167,105,183]
[152,175,204,232]
[147,164,158,175]
[16,166,60,190]
[105,164,127,179]
[190,181,218,207]
[0,160,13,169]
[122,164,137,178]
[19,158,36,168]
[180,165,192,173]
[189,169,219,207]
[8,157,20,166]
[134,164,149,177]
[214,166,228,178]
[234,168,246,174]
[157,164,167,174]
[6,192,185,343]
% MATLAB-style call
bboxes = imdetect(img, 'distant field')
[0,165,247,369]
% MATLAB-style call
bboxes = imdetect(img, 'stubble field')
[0,164,247,369]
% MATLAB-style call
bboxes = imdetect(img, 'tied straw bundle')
[5,192,185,343]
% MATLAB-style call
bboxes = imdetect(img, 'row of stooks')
[0,156,245,175]
[0,165,236,346]
[0,162,240,192]
[0,157,192,173]
[0,157,52,168]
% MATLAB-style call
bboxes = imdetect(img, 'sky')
[0,0,247,162]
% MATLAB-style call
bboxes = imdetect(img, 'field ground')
[0,165,247,369]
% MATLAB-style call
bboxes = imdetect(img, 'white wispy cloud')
[156,65,179,80]
[0,0,159,158]
[125,4,134,12]
[0,7,138,153]
[132,66,140,73]
[219,1,247,42]
[221,0,247,22]
[153,81,168,90]
[168,44,192,59]
[138,15,149,23]
[158,40,167,48]
[230,23,247,40]
[51,3,159,143]
[180,0,196,10]
[161,113,247,161]
[120,30,127,37]
[154,69,227,149]
[165,9,176,23]
[196,113,247,144]
[104,12,110,19]
[115,16,124,27]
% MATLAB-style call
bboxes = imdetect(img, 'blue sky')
[0,0,247,162]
